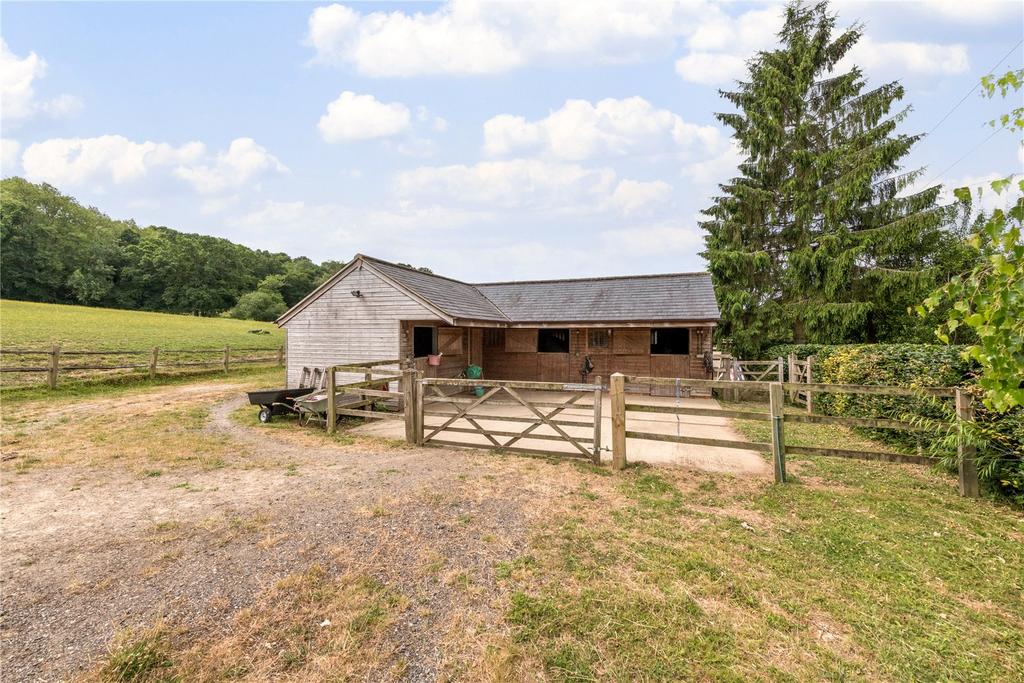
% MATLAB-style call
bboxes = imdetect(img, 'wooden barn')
[276,254,720,390]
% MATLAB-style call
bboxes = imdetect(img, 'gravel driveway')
[0,385,601,681]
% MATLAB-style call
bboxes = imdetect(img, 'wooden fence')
[0,344,285,388]
[716,353,817,411]
[323,360,408,435]
[609,373,979,498]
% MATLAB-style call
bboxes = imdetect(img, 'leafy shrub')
[227,289,287,322]
[763,343,1021,502]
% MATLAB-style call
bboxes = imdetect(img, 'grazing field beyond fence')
[0,300,284,389]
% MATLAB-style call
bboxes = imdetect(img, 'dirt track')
[0,388,587,681]
[0,382,771,681]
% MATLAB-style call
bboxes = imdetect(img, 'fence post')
[277,345,284,366]
[149,346,159,380]
[402,368,417,444]
[610,373,626,470]
[787,354,797,402]
[955,389,979,498]
[806,355,815,414]
[769,382,786,483]
[723,357,736,402]
[47,343,61,389]
[414,374,425,446]
[592,375,603,464]
[363,370,373,423]
[223,345,230,373]
[776,357,784,384]
[326,366,337,435]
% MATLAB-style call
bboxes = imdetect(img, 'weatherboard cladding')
[302,255,719,325]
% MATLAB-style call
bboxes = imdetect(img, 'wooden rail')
[612,373,978,497]
[0,344,285,388]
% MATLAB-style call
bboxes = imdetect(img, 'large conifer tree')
[701,0,953,357]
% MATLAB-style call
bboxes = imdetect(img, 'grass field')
[0,299,283,350]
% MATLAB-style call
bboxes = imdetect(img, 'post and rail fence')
[0,344,285,388]
[606,373,977,497]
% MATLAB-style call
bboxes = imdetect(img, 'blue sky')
[2,1,1022,281]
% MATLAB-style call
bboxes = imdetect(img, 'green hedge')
[762,343,1021,503]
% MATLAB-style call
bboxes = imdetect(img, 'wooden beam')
[956,389,979,498]
[624,431,772,452]
[326,366,336,435]
[425,440,593,460]
[625,404,769,420]
[785,445,934,466]
[592,376,603,464]
[610,373,626,470]
[769,383,786,483]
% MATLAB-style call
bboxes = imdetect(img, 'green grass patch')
[504,457,1024,681]
[0,299,282,350]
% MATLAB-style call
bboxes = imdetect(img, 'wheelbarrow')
[246,386,315,423]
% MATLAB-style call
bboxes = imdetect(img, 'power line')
[926,124,1007,186]
[926,38,1022,137]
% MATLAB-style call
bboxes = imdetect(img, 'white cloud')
[599,223,703,256]
[174,137,288,194]
[21,135,285,195]
[683,140,745,187]
[306,1,701,77]
[318,91,412,142]
[1,138,20,176]
[0,39,81,124]
[841,36,969,77]
[396,158,618,211]
[483,97,721,161]
[940,172,1023,216]
[674,3,971,86]
[611,179,672,214]
[910,0,1020,24]
[22,135,205,185]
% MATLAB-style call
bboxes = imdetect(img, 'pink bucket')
[427,354,443,366]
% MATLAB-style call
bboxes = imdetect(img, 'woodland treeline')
[0,177,346,321]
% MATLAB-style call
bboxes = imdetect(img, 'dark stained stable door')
[537,329,571,382]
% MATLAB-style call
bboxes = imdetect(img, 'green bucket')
[466,365,484,396]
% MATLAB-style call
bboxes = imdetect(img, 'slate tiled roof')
[474,273,720,322]
[364,257,509,321]
[361,255,720,323]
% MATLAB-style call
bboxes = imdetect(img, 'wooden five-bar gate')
[415,377,603,462]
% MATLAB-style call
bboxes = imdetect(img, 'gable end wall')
[282,266,439,386]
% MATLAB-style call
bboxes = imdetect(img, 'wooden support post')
[149,346,159,380]
[414,372,425,446]
[776,357,784,384]
[787,354,797,402]
[402,368,417,444]
[722,357,735,402]
[806,355,815,414]
[326,366,337,435]
[223,345,230,373]
[769,382,786,483]
[47,343,61,389]
[277,345,284,366]
[956,389,979,498]
[592,375,603,464]
[364,371,373,422]
[610,373,626,470]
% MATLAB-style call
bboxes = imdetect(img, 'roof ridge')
[473,271,711,286]
[358,254,511,321]
[357,254,475,287]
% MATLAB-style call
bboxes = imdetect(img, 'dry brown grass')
[81,564,403,682]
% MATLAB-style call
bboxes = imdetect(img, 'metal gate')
[418,378,603,462]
